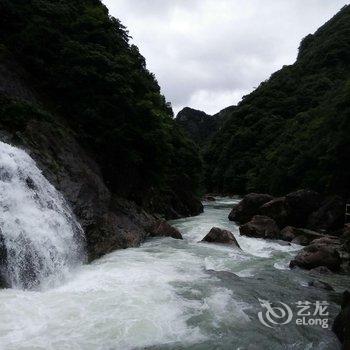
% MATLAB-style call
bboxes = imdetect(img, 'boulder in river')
[149,221,183,240]
[289,243,341,271]
[259,197,291,228]
[285,189,322,227]
[201,227,240,248]
[333,290,350,349]
[307,195,345,233]
[239,215,280,239]
[228,193,273,223]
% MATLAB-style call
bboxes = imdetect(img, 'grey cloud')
[103,0,348,114]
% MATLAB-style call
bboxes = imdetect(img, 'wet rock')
[289,243,341,271]
[25,176,37,190]
[228,193,273,223]
[307,195,345,233]
[204,195,216,201]
[0,233,8,288]
[201,227,240,248]
[307,280,334,291]
[281,226,330,246]
[280,226,297,242]
[333,290,350,349]
[285,189,322,227]
[259,197,291,228]
[311,236,341,246]
[239,215,280,239]
[310,266,333,275]
[149,221,183,240]
[292,235,309,245]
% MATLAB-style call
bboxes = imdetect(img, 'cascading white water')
[0,141,85,289]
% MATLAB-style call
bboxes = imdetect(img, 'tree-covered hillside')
[175,107,222,147]
[205,5,350,198]
[0,0,202,216]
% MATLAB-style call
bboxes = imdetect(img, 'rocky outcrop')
[1,120,159,263]
[307,195,345,233]
[175,107,222,146]
[333,290,350,349]
[228,193,273,223]
[280,226,332,245]
[201,227,240,248]
[0,57,202,270]
[149,221,183,240]
[289,243,341,271]
[239,215,280,239]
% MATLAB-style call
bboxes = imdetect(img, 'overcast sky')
[103,0,348,115]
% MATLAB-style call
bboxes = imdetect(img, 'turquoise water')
[0,197,348,349]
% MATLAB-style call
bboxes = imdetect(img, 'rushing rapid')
[0,141,85,289]
[0,195,349,349]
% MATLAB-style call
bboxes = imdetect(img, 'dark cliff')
[0,1,203,261]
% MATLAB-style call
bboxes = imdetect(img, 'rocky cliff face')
[0,58,199,263]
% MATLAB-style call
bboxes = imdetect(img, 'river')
[0,197,349,349]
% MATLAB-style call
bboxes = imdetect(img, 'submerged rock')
[149,221,183,240]
[228,193,273,223]
[201,227,240,248]
[289,243,341,272]
[309,266,333,275]
[307,280,334,291]
[333,290,350,349]
[239,215,280,239]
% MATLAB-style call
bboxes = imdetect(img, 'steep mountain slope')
[0,0,202,218]
[205,5,350,198]
[175,107,222,147]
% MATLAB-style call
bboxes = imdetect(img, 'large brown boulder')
[259,197,291,228]
[149,221,183,240]
[239,215,280,239]
[333,290,350,349]
[228,193,273,223]
[285,189,322,227]
[307,195,345,233]
[201,227,240,248]
[289,243,341,271]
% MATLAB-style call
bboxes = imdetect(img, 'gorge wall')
[0,0,203,273]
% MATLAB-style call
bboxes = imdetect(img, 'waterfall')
[0,141,85,289]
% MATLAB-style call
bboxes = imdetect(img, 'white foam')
[0,141,85,289]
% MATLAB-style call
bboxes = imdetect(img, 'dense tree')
[205,5,350,198]
[0,0,202,212]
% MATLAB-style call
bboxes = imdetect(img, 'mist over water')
[0,141,85,289]
[0,187,349,348]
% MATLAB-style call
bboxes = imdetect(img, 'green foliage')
[205,5,350,197]
[0,96,52,131]
[0,0,202,203]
